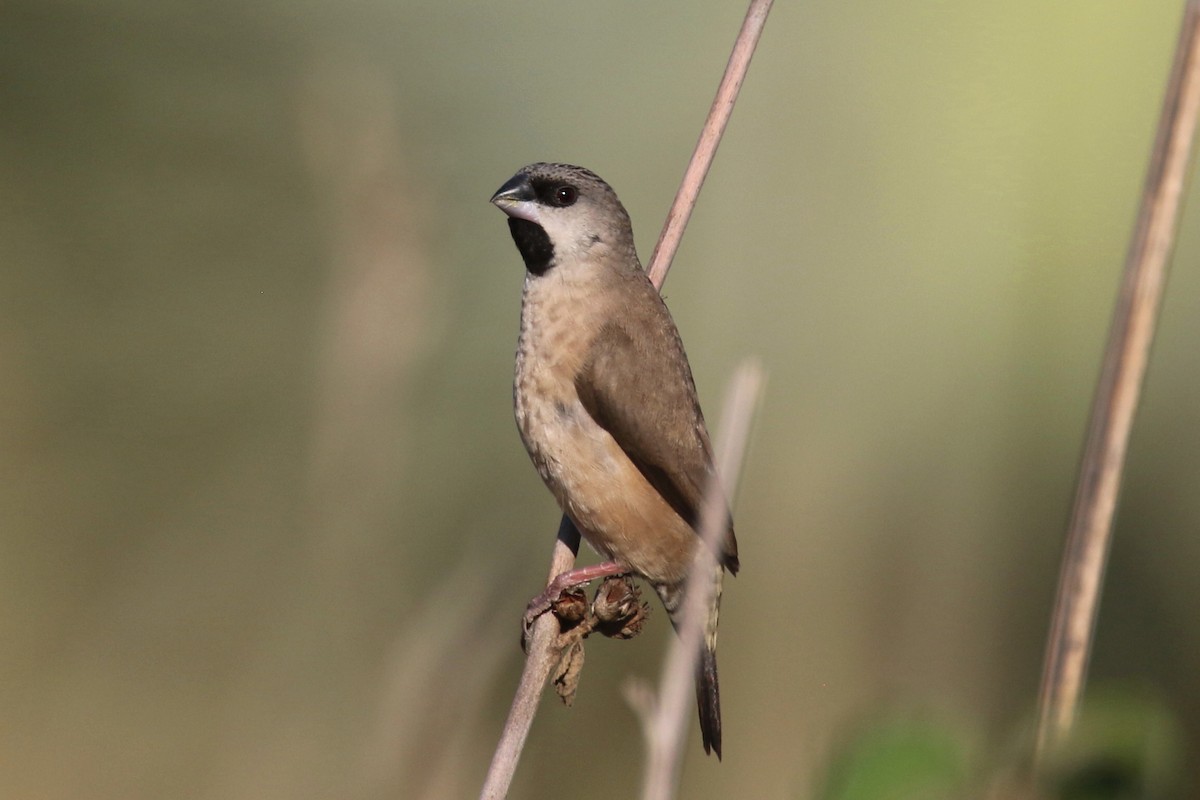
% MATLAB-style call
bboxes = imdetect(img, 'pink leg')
[523,560,626,631]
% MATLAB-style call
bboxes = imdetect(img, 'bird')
[490,162,739,759]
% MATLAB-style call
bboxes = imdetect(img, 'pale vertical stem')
[638,361,764,800]
[1034,0,1200,765]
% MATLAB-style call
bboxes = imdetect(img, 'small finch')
[491,162,739,758]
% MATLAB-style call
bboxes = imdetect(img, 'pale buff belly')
[515,373,696,587]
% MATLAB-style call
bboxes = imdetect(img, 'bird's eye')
[553,186,578,207]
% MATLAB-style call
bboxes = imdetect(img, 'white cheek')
[530,217,576,257]
[537,217,573,246]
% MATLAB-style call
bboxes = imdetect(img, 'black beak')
[491,172,535,205]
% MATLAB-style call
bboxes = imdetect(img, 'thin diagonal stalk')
[1034,0,1200,765]
[647,0,775,289]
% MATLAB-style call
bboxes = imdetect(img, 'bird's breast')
[513,276,600,485]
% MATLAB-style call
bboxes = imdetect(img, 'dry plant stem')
[1034,0,1200,765]
[646,0,775,289]
[638,361,764,800]
[479,2,773,798]
[480,517,579,800]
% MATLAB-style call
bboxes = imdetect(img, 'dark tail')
[655,561,727,759]
[697,645,722,759]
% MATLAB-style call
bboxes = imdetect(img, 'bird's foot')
[521,560,626,648]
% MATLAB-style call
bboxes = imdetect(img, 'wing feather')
[575,312,739,573]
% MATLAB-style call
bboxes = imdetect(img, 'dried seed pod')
[551,587,588,628]
[592,576,650,639]
[552,639,585,706]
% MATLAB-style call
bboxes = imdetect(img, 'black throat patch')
[508,218,554,276]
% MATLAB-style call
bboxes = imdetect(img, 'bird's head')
[490,162,636,276]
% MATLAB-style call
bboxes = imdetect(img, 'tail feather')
[655,560,727,759]
[696,646,722,759]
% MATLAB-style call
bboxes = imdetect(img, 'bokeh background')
[3,1,1199,797]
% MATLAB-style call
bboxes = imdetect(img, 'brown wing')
[575,309,739,574]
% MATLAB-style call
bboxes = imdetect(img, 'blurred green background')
[3,1,1199,797]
